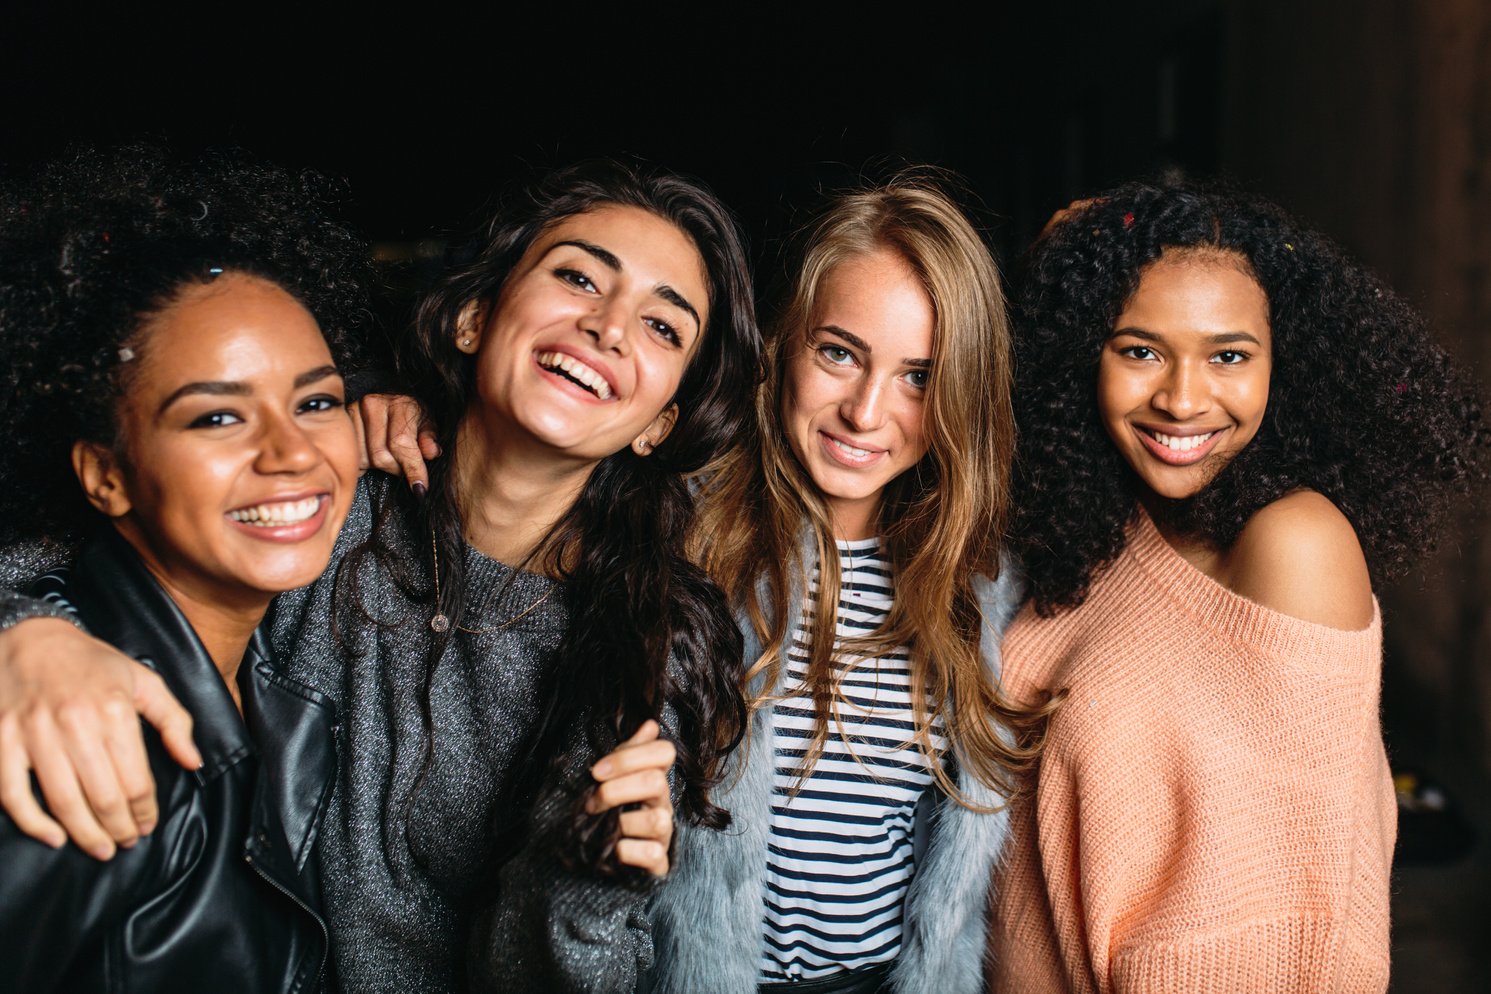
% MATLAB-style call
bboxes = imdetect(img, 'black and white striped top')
[758,539,946,982]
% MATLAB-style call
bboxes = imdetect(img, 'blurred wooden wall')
[1222,0,1491,782]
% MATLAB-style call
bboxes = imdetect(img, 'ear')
[71,441,134,518]
[632,404,679,457]
[454,300,485,354]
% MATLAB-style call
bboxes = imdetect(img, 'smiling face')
[781,248,936,540]
[459,205,709,465]
[93,272,360,613]
[1097,251,1273,501]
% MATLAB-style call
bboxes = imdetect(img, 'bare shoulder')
[1223,490,1375,630]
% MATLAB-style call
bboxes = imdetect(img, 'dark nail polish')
[412,481,427,501]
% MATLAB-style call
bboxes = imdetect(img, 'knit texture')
[988,511,1394,994]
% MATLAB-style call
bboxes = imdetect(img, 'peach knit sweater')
[989,511,1395,994]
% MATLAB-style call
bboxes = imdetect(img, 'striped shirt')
[758,539,946,982]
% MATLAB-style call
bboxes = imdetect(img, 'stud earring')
[633,438,653,457]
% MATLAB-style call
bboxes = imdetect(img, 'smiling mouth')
[1143,428,1217,452]
[1136,426,1225,465]
[227,496,324,526]
[537,351,613,400]
[819,431,886,467]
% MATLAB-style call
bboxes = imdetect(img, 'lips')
[1135,425,1226,466]
[818,430,887,468]
[536,349,616,401]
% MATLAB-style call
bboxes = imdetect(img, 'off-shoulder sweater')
[988,510,1395,994]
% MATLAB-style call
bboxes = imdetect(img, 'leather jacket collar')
[49,526,335,882]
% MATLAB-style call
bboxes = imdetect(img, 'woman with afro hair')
[986,183,1487,993]
[0,145,370,991]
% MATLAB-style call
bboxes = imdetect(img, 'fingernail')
[138,821,156,836]
[120,837,138,850]
[46,833,66,850]
[591,759,612,779]
[412,481,427,501]
[91,843,115,860]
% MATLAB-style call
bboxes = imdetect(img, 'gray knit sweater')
[0,474,657,994]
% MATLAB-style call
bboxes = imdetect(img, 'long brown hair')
[697,170,1057,804]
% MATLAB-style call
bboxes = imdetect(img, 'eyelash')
[186,394,342,430]
[557,267,683,347]
[1117,345,1249,365]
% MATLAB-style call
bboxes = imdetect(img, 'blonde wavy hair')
[696,170,1058,805]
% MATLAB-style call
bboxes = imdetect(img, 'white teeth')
[537,351,612,400]
[1151,430,1215,452]
[830,437,873,458]
[228,496,322,526]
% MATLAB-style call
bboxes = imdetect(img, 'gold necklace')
[428,529,554,635]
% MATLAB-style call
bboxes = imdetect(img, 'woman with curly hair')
[642,174,1056,994]
[987,183,1487,993]
[0,146,369,991]
[0,157,761,993]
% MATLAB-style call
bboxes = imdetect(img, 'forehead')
[531,205,708,303]
[1121,251,1270,338]
[133,274,330,387]
[811,249,935,350]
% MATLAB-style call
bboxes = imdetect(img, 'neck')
[452,412,595,569]
[828,495,881,542]
[1140,492,1225,578]
[113,523,268,713]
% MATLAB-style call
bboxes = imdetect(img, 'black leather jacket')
[0,528,338,993]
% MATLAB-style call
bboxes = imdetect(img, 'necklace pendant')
[430,613,451,634]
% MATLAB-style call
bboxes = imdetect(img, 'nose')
[840,376,887,432]
[255,413,323,475]
[1152,361,1209,420]
[579,295,631,353]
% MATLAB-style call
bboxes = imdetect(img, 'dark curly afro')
[0,144,373,546]
[1010,180,1489,614]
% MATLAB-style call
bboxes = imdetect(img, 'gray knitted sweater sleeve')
[466,742,664,994]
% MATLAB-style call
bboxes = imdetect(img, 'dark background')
[4,2,1488,988]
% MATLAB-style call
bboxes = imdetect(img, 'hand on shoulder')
[1223,490,1375,630]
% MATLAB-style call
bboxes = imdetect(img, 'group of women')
[0,143,1482,994]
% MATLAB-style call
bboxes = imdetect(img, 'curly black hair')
[1010,180,1489,614]
[0,144,373,546]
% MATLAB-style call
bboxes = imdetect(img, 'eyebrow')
[157,365,341,415]
[815,325,932,367]
[1113,327,1264,347]
[552,239,702,333]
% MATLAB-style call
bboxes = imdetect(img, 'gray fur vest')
[644,553,1024,994]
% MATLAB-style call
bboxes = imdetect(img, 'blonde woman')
[644,175,1055,994]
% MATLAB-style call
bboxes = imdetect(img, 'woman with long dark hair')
[0,158,760,992]
[988,183,1487,993]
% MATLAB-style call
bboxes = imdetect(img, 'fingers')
[614,837,670,877]
[57,692,142,852]
[0,712,66,849]
[619,806,674,846]
[133,669,199,772]
[588,766,672,815]
[26,709,115,859]
[348,399,370,474]
[356,394,436,492]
